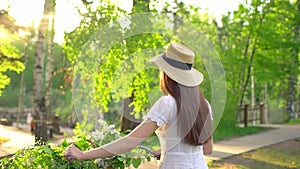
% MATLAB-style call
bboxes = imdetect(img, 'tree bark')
[238,37,258,121]
[286,75,297,121]
[286,0,300,121]
[296,0,300,120]
[33,0,53,143]
[45,0,55,131]
[251,67,256,124]
[264,82,269,123]
[120,97,140,132]
[173,0,183,35]
[16,44,29,128]
[297,80,300,119]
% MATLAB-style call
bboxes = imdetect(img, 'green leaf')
[146,156,151,162]
[57,164,68,169]
[0,43,21,58]
[61,139,69,148]
[131,158,142,168]
[117,156,125,162]
[42,145,53,155]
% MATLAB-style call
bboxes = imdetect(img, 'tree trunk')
[173,0,183,35]
[237,33,251,93]
[264,82,269,123]
[297,80,300,119]
[296,0,300,120]
[286,74,297,121]
[120,97,140,132]
[286,0,300,121]
[251,67,256,124]
[238,37,258,121]
[33,0,53,143]
[238,3,266,121]
[45,0,55,131]
[16,44,29,128]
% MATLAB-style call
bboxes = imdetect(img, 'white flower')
[92,131,105,141]
[110,129,117,135]
[108,124,115,130]
[98,119,108,126]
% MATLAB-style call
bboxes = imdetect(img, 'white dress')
[146,95,212,169]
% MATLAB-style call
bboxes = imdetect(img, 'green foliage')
[0,120,153,169]
[0,42,24,96]
[0,10,26,96]
[73,120,153,169]
[74,119,151,169]
[211,0,300,124]
[64,0,219,127]
[64,1,172,130]
[217,91,239,127]
[0,142,98,169]
[63,0,126,64]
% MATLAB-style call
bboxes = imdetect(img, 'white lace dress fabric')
[146,95,212,169]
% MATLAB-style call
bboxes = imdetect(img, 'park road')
[0,125,34,156]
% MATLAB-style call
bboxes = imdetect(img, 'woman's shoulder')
[158,95,176,105]
[151,95,176,112]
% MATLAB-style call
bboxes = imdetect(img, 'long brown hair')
[160,71,212,145]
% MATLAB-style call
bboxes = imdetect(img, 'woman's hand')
[150,149,161,156]
[150,149,161,160]
[64,144,85,162]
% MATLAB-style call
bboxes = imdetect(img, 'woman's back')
[147,95,211,169]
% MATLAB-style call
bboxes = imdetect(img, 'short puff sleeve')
[146,96,175,127]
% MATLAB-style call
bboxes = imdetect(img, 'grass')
[286,119,300,125]
[0,136,9,145]
[209,138,300,169]
[213,124,270,142]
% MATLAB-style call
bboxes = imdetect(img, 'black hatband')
[162,53,192,70]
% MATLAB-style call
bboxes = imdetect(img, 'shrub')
[0,119,153,169]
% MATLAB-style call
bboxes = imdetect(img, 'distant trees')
[215,0,300,123]
[0,10,24,96]
[0,0,299,136]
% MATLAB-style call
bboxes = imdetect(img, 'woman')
[64,42,213,169]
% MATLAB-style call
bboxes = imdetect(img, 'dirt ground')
[209,138,300,169]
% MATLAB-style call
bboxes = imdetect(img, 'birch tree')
[33,0,55,143]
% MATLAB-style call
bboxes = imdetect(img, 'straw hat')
[149,42,203,87]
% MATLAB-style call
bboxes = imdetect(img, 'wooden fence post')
[244,104,248,127]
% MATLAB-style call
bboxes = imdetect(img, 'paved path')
[1,124,300,168]
[0,125,34,156]
[205,124,300,161]
[0,124,73,156]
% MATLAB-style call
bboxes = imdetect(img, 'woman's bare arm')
[203,137,213,155]
[65,119,158,161]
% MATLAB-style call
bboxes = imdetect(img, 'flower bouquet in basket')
[72,119,155,169]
